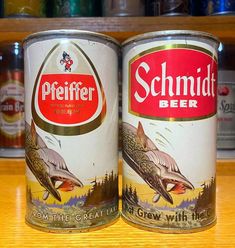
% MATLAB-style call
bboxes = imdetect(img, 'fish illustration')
[122,122,194,204]
[25,120,83,202]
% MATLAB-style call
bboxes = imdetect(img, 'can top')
[122,30,220,47]
[23,29,120,48]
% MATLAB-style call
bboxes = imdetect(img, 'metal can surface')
[52,0,99,17]
[190,0,235,16]
[24,30,119,232]
[189,0,208,16]
[102,0,145,17]
[0,42,24,158]
[122,30,219,233]
[217,44,235,152]
[161,0,189,16]
[145,0,162,16]
[4,0,46,17]
[210,0,235,15]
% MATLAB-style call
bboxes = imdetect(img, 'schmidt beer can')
[122,30,219,233]
[24,30,119,232]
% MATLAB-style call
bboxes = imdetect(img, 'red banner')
[130,48,217,119]
[37,74,98,124]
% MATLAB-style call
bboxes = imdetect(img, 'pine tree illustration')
[84,171,118,207]
[195,177,216,212]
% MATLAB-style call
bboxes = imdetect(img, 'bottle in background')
[0,42,25,158]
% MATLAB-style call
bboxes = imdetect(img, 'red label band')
[129,48,217,119]
[38,74,99,124]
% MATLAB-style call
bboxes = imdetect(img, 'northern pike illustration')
[122,122,194,204]
[25,120,83,202]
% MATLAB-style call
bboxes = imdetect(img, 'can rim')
[122,30,220,47]
[23,29,120,47]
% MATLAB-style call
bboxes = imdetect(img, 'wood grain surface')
[1,16,235,43]
[0,159,235,248]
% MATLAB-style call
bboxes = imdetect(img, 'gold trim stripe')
[129,44,218,64]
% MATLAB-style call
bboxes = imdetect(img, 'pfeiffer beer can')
[24,30,119,232]
[122,30,219,233]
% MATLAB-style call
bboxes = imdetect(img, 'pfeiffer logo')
[129,45,217,120]
[32,42,106,135]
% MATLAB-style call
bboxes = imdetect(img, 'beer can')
[145,0,162,16]
[161,0,189,16]
[102,0,145,17]
[0,42,24,158]
[24,30,119,232]
[210,0,235,15]
[52,0,99,17]
[217,44,235,155]
[189,0,208,16]
[122,30,219,233]
[4,0,46,17]
[190,0,235,16]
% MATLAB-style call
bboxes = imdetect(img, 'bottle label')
[0,71,24,147]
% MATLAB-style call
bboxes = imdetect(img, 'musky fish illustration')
[122,122,194,204]
[25,120,83,202]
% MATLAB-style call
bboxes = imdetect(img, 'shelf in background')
[1,16,235,42]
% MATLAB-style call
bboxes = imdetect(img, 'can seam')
[23,29,120,48]
[122,30,220,47]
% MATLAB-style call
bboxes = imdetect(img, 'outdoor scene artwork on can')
[122,39,217,230]
[24,36,119,231]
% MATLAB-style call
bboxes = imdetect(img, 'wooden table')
[0,159,235,248]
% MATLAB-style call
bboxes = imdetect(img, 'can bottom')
[0,148,25,158]
[121,213,216,234]
[25,213,120,233]
[161,13,188,16]
[211,11,235,16]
